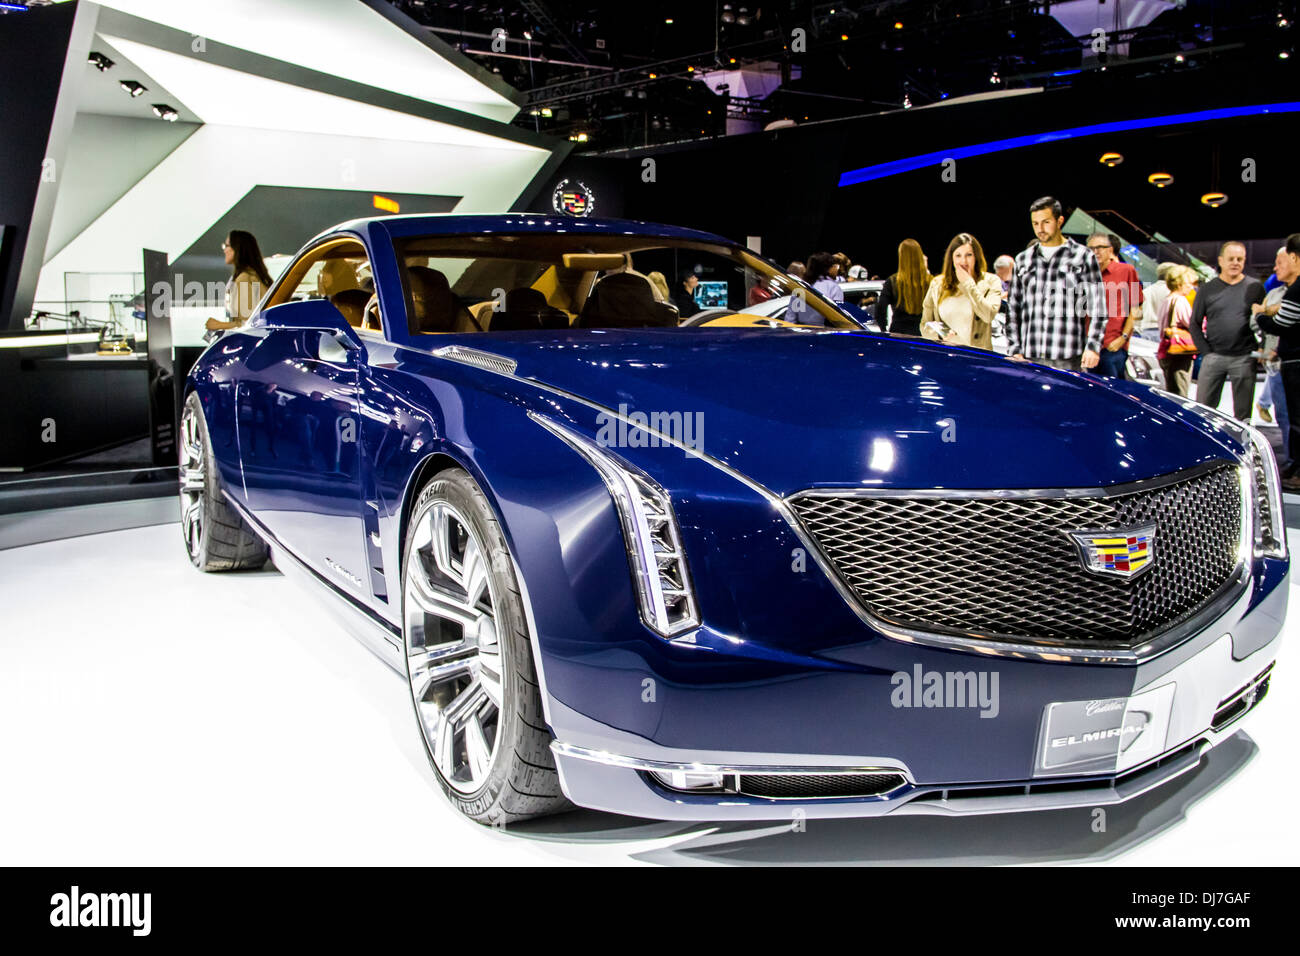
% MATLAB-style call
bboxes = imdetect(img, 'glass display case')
[26,271,146,359]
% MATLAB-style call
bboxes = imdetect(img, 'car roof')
[313,212,737,247]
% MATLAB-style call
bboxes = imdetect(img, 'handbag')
[1167,325,1197,355]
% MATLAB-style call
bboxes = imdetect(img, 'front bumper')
[544,566,1287,821]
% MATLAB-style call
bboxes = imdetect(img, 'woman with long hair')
[206,229,272,334]
[873,239,930,335]
[920,232,1003,349]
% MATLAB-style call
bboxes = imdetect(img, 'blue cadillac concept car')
[181,214,1287,824]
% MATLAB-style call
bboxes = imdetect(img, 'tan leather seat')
[488,287,570,331]
[330,289,371,328]
[408,266,478,334]
[577,272,679,329]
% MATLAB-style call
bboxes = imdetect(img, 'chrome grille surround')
[787,461,1252,662]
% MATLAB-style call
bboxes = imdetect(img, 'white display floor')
[0,521,1295,866]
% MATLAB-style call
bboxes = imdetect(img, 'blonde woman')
[1156,265,1198,397]
[920,232,1003,349]
[645,270,672,304]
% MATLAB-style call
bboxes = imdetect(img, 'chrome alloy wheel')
[179,404,206,561]
[404,501,505,794]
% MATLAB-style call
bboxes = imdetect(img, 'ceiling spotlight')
[568,131,589,142]
[1280,18,1290,28]
[120,79,147,97]
[737,6,751,26]
[1281,49,1292,59]
[87,51,114,71]
[989,70,1001,84]
[1148,172,1175,188]
[1100,151,1124,166]
[665,18,673,24]
[902,94,912,108]
[151,103,179,122]
[894,21,904,30]
[540,107,552,117]
[841,33,848,41]
[1174,53,1185,63]
[522,30,532,40]
[1201,191,1228,207]
[721,3,734,24]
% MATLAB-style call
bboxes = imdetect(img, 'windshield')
[392,233,856,335]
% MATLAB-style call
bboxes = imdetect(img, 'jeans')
[1267,368,1291,464]
[1197,352,1257,420]
[1280,360,1300,474]
[1096,347,1128,379]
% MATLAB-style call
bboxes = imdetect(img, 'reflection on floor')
[0,522,1293,866]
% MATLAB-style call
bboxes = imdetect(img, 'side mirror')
[258,298,366,355]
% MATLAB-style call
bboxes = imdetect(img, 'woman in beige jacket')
[206,230,272,334]
[920,232,1003,350]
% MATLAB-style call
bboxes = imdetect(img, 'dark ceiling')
[390,0,1298,150]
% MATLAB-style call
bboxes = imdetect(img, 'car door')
[236,300,369,599]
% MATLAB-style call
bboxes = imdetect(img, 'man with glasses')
[1087,233,1143,379]
[1190,240,1266,420]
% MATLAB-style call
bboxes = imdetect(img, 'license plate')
[1035,682,1176,776]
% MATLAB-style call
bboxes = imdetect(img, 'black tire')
[402,468,570,825]
[180,392,268,572]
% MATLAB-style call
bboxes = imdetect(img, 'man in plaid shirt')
[1007,196,1107,371]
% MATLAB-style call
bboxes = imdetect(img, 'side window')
[267,240,378,333]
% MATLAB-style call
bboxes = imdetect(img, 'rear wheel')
[179,393,268,572]
[401,469,569,825]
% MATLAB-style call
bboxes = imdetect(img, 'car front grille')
[788,463,1245,650]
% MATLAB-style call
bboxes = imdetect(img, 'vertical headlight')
[1156,390,1288,560]
[530,414,700,637]
[1244,424,1287,558]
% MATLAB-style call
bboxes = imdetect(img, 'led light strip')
[838,101,1300,187]
[528,412,699,638]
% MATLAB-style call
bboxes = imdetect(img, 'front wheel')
[179,393,268,572]
[401,469,570,825]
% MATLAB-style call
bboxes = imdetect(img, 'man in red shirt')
[1087,233,1143,378]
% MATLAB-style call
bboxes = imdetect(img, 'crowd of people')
[211,209,1300,486]
[793,195,1300,485]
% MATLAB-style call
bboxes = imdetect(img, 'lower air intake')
[1211,663,1274,731]
[735,772,906,799]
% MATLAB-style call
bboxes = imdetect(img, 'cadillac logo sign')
[552,179,595,217]
[1067,524,1156,579]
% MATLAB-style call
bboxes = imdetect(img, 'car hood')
[469,328,1238,496]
